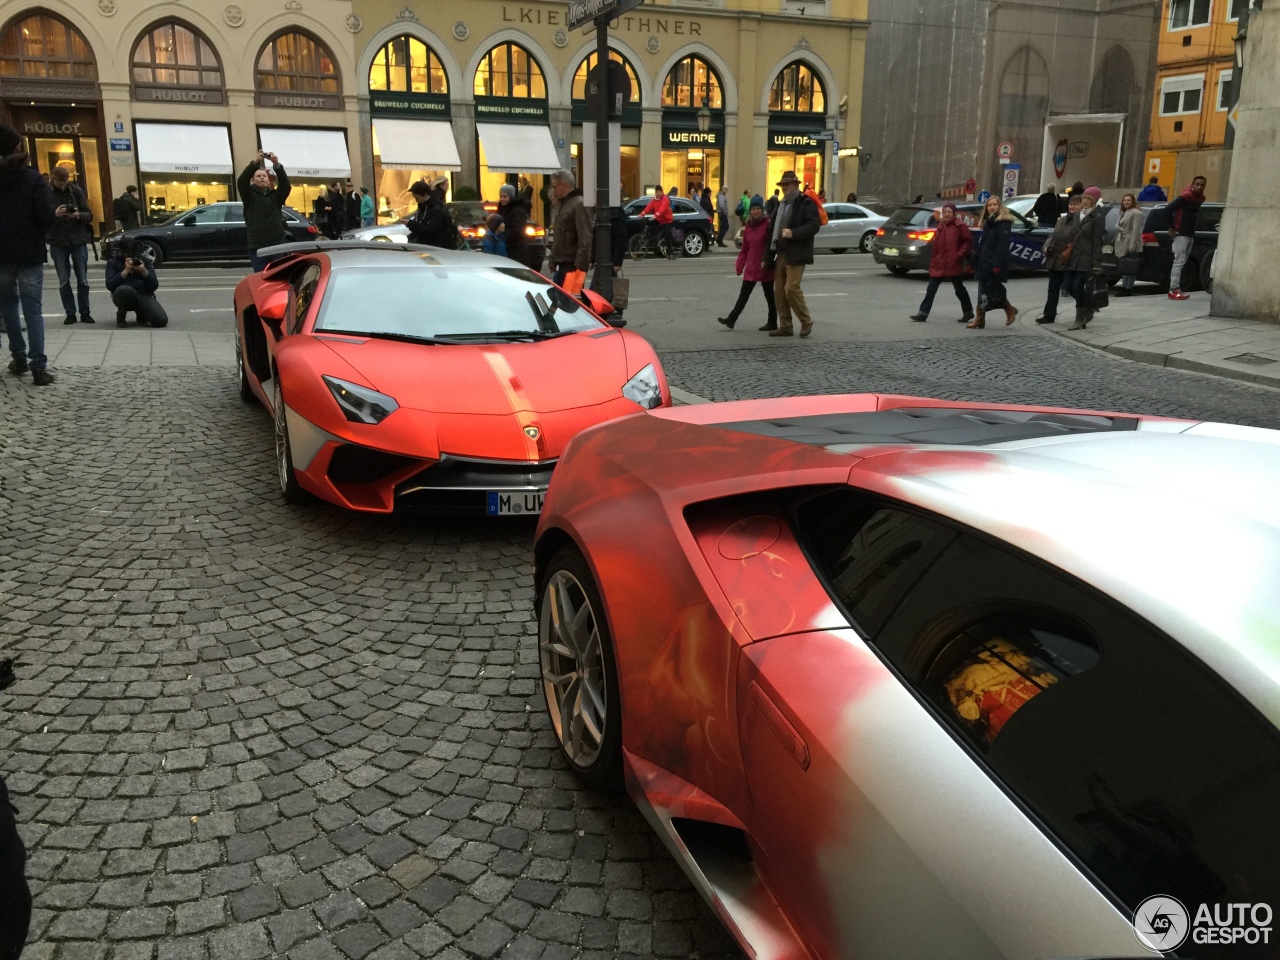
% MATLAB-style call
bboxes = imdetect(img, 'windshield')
[1005,197,1037,219]
[447,202,489,225]
[315,262,606,339]
[886,207,935,227]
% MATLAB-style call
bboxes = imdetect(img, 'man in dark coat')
[0,124,57,384]
[1032,184,1061,226]
[106,237,168,328]
[1166,175,1206,300]
[113,185,143,231]
[909,202,974,323]
[548,169,593,286]
[762,171,821,338]
[401,178,457,249]
[47,165,95,325]
[237,151,291,271]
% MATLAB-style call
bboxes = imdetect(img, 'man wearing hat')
[762,171,822,338]
[0,124,58,385]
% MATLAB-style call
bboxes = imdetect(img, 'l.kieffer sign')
[568,0,643,30]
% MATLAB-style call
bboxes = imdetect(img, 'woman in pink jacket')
[718,194,778,331]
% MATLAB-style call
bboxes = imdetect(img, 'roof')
[257,240,491,269]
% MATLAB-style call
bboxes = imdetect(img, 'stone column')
[453,101,478,194]
[640,106,662,191]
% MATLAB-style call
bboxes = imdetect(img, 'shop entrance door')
[27,133,105,236]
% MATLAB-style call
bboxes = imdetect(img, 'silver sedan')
[815,202,888,254]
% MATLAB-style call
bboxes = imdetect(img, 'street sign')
[109,138,132,152]
[831,155,839,175]
[568,0,642,30]
[1003,162,1020,199]
[997,140,1014,161]
[977,190,991,202]
[811,131,836,141]
[964,177,977,193]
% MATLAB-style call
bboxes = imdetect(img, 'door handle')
[748,682,810,771]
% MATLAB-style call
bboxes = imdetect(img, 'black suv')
[1099,202,1222,292]
[102,202,316,265]
[622,197,714,257]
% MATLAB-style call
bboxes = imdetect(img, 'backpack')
[805,189,828,226]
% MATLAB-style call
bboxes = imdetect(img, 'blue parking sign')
[977,190,991,202]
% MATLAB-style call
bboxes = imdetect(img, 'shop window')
[474,42,545,99]
[661,55,722,110]
[867,523,1280,918]
[369,35,446,95]
[257,31,339,94]
[1228,0,1247,20]
[768,61,825,114]
[131,20,221,89]
[0,12,96,79]
[572,50,640,104]
[1160,74,1204,115]
[1169,0,1211,29]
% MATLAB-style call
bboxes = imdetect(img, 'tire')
[887,264,911,276]
[139,240,164,266]
[830,248,848,255]
[628,233,647,262]
[683,231,706,257]
[1200,249,1215,293]
[236,330,254,403]
[272,375,306,504]
[860,231,876,253]
[538,546,623,790]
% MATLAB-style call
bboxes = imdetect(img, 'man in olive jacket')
[548,169,593,287]
[762,170,822,338]
[237,151,291,272]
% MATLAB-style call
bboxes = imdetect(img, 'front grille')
[328,444,419,484]
[396,455,556,495]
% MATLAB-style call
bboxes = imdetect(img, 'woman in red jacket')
[718,195,777,331]
[909,202,974,323]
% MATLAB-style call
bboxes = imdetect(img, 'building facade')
[859,0,1160,204]
[1143,0,1242,201]
[0,0,363,234]
[350,0,869,226]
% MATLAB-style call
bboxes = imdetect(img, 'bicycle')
[629,219,681,261]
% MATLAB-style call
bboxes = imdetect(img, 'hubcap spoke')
[539,569,608,768]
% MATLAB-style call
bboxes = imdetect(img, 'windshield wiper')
[433,330,561,342]
[525,291,560,334]
[321,330,444,345]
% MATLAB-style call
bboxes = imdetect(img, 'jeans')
[112,286,169,327]
[774,253,811,331]
[50,243,90,317]
[1169,235,1193,290]
[723,279,776,327]
[0,262,47,370]
[362,217,375,227]
[1041,270,1066,319]
[918,275,972,318]
[716,214,730,246]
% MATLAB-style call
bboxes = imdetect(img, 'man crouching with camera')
[105,238,168,328]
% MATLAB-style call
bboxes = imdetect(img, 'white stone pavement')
[42,329,235,367]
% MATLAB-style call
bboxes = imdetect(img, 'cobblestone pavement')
[3,336,1278,960]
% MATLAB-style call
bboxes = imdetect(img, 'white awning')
[257,127,351,180]
[135,123,233,176]
[476,122,562,174]
[371,118,461,172]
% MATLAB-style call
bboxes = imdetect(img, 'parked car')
[535,391,1280,960]
[735,201,888,254]
[622,196,714,257]
[234,240,668,513]
[343,203,548,272]
[101,202,316,265]
[871,202,1056,276]
[1098,202,1223,292]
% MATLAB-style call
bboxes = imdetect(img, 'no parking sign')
[1003,163,1020,199]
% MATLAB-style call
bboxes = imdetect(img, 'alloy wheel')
[540,569,608,768]
[683,232,705,257]
[273,380,290,494]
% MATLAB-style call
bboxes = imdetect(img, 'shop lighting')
[696,98,711,134]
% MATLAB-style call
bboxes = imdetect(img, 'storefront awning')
[476,122,562,174]
[135,123,233,176]
[257,127,351,180]
[371,118,461,172]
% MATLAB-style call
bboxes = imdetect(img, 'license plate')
[487,491,545,516]
[883,247,900,257]
[1102,245,1114,254]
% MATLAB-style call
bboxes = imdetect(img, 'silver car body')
[812,202,887,252]
[342,222,410,244]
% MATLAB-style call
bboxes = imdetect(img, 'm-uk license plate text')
[487,491,545,516]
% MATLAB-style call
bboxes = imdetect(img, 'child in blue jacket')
[481,214,507,257]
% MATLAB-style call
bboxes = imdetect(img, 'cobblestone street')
[3,327,1279,960]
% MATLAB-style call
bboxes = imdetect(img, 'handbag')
[1086,274,1110,311]
[610,276,630,310]
[1057,242,1073,266]
[979,278,1007,311]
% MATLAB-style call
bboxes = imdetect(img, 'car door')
[168,204,227,260]
[263,260,322,381]
[218,203,247,258]
[1006,210,1047,270]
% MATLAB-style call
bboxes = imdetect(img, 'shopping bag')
[978,279,1007,311]
[562,270,586,295]
[1086,274,1110,311]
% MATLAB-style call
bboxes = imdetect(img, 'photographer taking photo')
[47,165,94,325]
[105,238,168,328]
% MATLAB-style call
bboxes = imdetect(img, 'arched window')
[257,31,338,93]
[661,55,721,110]
[0,11,95,80]
[999,46,1050,130]
[474,42,545,99]
[369,35,446,94]
[572,50,639,104]
[131,20,221,88]
[769,60,825,114]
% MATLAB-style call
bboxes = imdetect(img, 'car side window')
[179,205,224,226]
[223,204,245,224]
[874,530,1280,919]
[846,207,866,219]
[291,263,321,335]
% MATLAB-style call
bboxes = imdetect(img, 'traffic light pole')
[588,16,613,302]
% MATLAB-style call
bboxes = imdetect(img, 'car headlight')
[621,363,662,410]
[322,376,399,424]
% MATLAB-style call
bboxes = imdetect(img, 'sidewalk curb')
[1048,329,1280,391]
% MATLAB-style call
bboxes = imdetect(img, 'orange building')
[1144,0,1243,201]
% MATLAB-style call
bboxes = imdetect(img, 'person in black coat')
[1032,184,1061,226]
[762,171,822,338]
[400,179,457,248]
[0,125,58,384]
[106,238,169,328]
[967,196,1018,328]
[496,183,534,269]
[1063,186,1107,330]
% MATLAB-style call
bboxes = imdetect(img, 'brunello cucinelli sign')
[768,131,823,150]
[474,98,549,123]
[257,91,342,111]
[133,84,225,105]
[501,5,703,34]
[369,92,450,117]
[662,128,722,149]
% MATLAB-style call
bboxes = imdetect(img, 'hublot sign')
[133,84,226,105]
[258,91,342,111]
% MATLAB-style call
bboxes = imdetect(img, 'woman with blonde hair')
[966,195,1018,328]
[1113,192,1144,296]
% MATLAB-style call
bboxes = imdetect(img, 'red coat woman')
[718,195,778,331]
[909,202,975,323]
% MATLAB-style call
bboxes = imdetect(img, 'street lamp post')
[696,98,711,134]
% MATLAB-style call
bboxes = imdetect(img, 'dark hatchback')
[870,203,1056,276]
[1098,202,1222,292]
[622,196,714,257]
[102,202,316,265]
[448,201,546,272]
